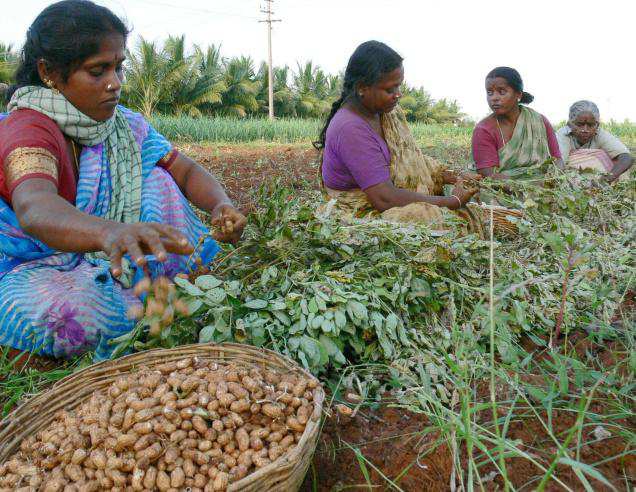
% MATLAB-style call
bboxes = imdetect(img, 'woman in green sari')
[472,67,563,179]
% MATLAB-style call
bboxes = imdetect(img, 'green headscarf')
[498,105,552,178]
[8,86,142,224]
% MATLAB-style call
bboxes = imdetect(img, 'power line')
[259,0,281,120]
[128,0,259,20]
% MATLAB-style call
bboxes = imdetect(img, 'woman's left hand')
[458,171,483,183]
[442,170,482,186]
[211,204,247,244]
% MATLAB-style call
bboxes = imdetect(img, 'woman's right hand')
[450,178,479,208]
[101,222,194,277]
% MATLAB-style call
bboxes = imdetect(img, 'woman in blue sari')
[0,0,246,359]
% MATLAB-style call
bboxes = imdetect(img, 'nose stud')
[107,84,113,90]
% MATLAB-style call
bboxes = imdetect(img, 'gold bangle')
[450,195,462,209]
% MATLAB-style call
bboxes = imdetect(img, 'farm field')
[1,122,635,491]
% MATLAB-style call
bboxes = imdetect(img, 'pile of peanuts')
[0,357,319,491]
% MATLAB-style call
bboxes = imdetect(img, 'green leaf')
[174,276,205,296]
[225,280,242,297]
[347,300,368,320]
[558,363,569,396]
[204,288,227,305]
[527,385,548,403]
[194,275,223,290]
[397,324,410,346]
[272,310,291,326]
[300,336,322,367]
[557,457,617,491]
[319,335,346,364]
[268,299,287,311]
[260,268,270,286]
[321,319,335,333]
[307,298,319,314]
[385,313,399,340]
[377,333,393,357]
[199,324,215,343]
[314,295,327,311]
[244,299,268,309]
[370,311,384,332]
[184,298,203,315]
[334,310,347,329]
[300,298,309,315]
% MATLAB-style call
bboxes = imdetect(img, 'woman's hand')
[458,171,483,184]
[211,204,247,244]
[450,178,479,208]
[101,222,194,277]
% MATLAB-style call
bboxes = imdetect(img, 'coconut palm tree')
[220,56,260,118]
[292,61,331,118]
[185,44,227,116]
[122,37,187,116]
[326,74,342,100]
[256,63,295,117]
[160,38,226,117]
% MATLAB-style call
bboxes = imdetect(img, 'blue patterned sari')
[0,107,218,359]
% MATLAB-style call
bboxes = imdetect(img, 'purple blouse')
[322,108,391,190]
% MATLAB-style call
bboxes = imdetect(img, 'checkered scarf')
[8,86,142,224]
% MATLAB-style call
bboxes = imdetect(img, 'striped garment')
[498,106,552,178]
[0,106,219,360]
[567,148,614,172]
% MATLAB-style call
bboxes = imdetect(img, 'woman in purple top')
[315,41,478,213]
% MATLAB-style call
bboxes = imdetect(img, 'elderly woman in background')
[557,100,633,182]
[472,67,562,180]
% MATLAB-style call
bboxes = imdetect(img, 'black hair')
[486,66,534,104]
[313,40,403,149]
[8,0,129,99]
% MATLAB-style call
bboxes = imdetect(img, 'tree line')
[1,37,467,124]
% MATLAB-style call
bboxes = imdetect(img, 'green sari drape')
[498,106,552,178]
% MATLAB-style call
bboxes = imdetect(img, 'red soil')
[179,143,321,213]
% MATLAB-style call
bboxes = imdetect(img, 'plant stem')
[553,246,575,347]
[488,200,510,491]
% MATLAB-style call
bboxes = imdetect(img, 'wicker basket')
[473,203,524,237]
[0,343,324,492]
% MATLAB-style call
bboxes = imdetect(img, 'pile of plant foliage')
[114,166,634,402]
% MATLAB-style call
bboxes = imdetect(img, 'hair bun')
[520,91,534,104]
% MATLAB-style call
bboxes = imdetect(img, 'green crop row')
[151,115,636,150]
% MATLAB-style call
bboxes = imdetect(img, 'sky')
[2,0,635,123]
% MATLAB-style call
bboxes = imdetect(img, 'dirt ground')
[2,144,634,491]
[178,143,321,213]
[299,398,635,492]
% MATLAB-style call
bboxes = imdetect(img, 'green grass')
[150,115,476,146]
[0,348,84,417]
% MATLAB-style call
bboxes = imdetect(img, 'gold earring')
[44,78,59,94]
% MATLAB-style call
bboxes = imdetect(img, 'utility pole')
[259,0,281,120]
